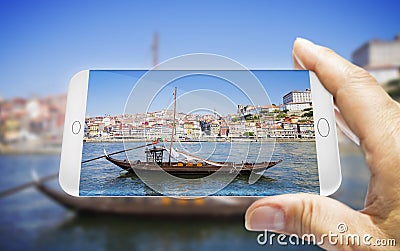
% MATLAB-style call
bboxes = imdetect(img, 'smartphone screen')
[79,70,319,196]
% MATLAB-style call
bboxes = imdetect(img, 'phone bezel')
[59,70,88,196]
[59,70,341,196]
[309,72,342,195]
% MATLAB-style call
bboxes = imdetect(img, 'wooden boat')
[35,180,257,217]
[0,170,259,218]
[103,87,282,175]
[105,147,282,175]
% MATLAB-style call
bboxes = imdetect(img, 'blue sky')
[0,0,399,99]
[86,70,309,116]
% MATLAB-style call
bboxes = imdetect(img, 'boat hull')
[36,182,257,217]
[105,155,282,175]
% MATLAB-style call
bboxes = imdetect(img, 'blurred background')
[0,0,399,250]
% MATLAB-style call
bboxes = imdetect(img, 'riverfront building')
[352,35,400,84]
[283,89,312,104]
[282,89,312,112]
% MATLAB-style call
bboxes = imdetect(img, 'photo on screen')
[79,70,319,196]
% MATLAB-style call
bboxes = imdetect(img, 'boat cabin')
[145,147,165,165]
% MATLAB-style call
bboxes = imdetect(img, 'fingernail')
[293,50,306,70]
[295,37,315,46]
[246,206,285,231]
[293,37,317,70]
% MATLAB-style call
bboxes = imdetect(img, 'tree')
[276,113,287,118]
[302,110,313,117]
[243,131,254,137]
[387,78,400,88]
[386,79,400,101]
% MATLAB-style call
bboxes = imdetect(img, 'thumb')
[245,194,374,249]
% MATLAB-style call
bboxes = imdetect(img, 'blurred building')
[352,35,400,84]
[0,94,66,153]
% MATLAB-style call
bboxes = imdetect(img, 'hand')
[245,38,400,250]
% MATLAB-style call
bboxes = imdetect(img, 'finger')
[294,48,362,146]
[293,37,378,99]
[245,194,379,250]
[294,44,361,147]
[334,106,360,146]
[293,38,400,175]
[292,50,305,70]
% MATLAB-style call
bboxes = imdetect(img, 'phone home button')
[317,118,330,137]
[72,121,81,135]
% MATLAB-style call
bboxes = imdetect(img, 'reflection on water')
[0,141,369,251]
[34,215,321,251]
[80,142,319,196]
[332,142,370,210]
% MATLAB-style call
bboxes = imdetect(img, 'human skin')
[245,38,400,250]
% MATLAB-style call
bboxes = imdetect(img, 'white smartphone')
[59,70,341,197]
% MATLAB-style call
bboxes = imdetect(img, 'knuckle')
[297,194,318,235]
[342,63,373,82]
[320,46,336,56]
[314,47,336,70]
[334,65,379,100]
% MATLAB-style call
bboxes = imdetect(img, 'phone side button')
[317,118,330,137]
[72,121,81,135]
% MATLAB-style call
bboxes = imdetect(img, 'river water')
[0,142,369,251]
[80,142,319,196]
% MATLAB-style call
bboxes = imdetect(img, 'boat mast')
[169,87,177,165]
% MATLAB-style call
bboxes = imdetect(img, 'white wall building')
[283,90,312,104]
[282,89,312,112]
[352,35,400,84]
[102,117,111,126]
[282,102,312,112]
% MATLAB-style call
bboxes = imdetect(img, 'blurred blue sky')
[0,0,399,98]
